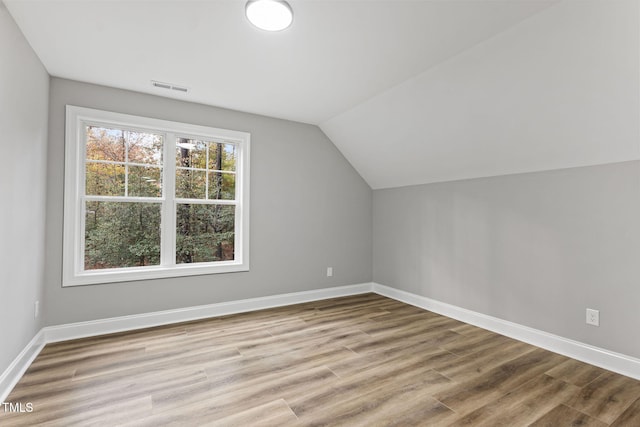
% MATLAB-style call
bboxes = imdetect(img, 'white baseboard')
[1,282,373,400]
[0,330,46,402]
[373,282,640,380]
[4,280,640,402]
[42,283,374,343]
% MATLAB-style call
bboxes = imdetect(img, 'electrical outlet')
[34,300,40,319]
[586,308,599,326]
[327,267,333,277]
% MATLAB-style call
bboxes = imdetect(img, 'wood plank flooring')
[2,293,640,426]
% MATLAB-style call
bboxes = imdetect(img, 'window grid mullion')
[123,130,129,197]
[84,195,163,203]
[64,106,249,286]
[175,198,237,205]
[205,142,210,200]
[161,133,177,267]
[86,159,162,168]
[175,166,235,174]
[78,123,88,274]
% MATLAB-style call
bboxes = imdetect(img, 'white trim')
[373,283,640,380]
[43,283,373,343]
[1,283,372,400]
[65,261,250,286]
[0,330,46,403]
[4,281,640,402]
[63,105,251,287]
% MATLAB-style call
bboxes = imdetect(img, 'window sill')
[63,261,249,287]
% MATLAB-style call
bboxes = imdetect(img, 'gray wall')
[45,78,372,326]
[373,161,640,359]
[0,3,49,374]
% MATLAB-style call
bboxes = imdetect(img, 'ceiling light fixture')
[245,0,293,32]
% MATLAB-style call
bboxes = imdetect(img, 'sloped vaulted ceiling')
[6,0,640,189]
[320,0,640,189]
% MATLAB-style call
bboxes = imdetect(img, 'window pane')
[86,126,125,162]
[222,143,237,171]
[176,138,207,169]
[127,131,163,165]
[86,163,125,196]
[129,165,162,197]
[84,201,161,270]
[208,142,236,171]
[208,171,235,200]
[176,204,235,264]
[176,169,206,199]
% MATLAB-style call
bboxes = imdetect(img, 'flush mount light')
[246,0,293,31]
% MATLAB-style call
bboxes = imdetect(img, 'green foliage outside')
[83,128,236,270]
[176,204,235,264]
[85,202,161,269]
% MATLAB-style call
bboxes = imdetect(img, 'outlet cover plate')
[586,308,599,326]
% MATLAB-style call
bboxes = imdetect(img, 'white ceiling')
[322,0,640,188]
[6,0,639,189]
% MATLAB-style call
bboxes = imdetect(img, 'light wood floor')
[2,293,640,426]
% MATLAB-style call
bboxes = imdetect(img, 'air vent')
[151,80,189,93]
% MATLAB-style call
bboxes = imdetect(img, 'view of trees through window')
[83,126,237,270]
[175,138,236,264]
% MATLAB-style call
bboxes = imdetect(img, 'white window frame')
[63,105,250,286]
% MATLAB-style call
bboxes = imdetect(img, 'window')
[63,106,250,286]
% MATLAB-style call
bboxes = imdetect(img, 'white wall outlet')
[327,267,333,277]
[586,308,599,326]
[34,300,40,319]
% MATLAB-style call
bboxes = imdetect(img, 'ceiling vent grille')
[151,80,189,93]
